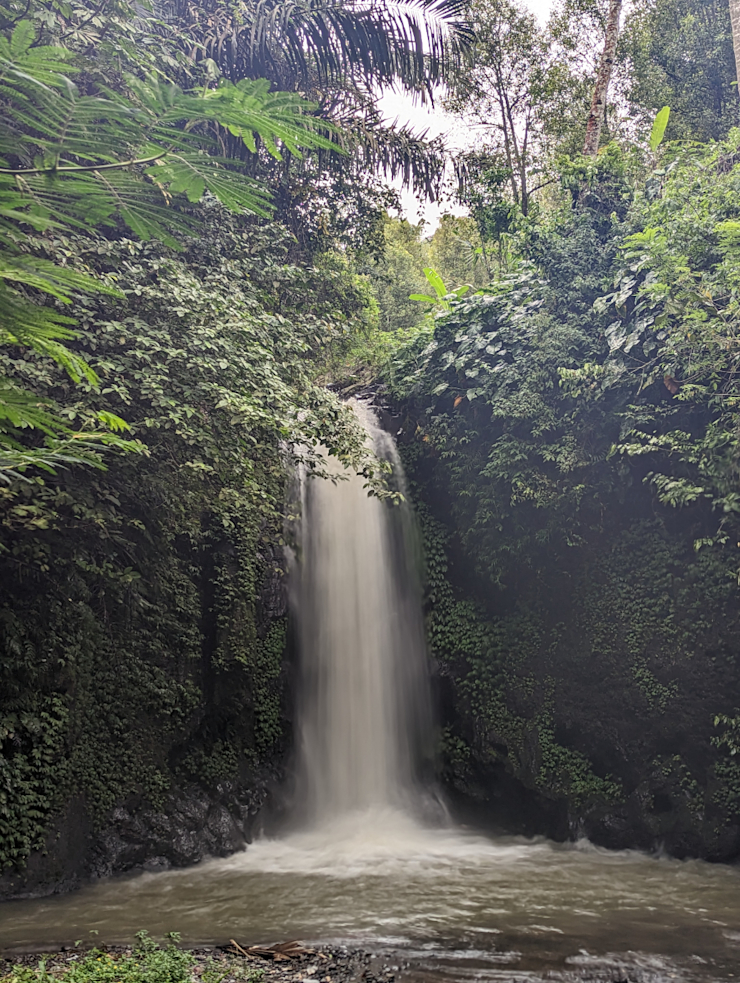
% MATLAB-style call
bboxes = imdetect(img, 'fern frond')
[0,377,61,435]
[0,254,121,302]
[145,153,275,215]
[0,287,97,384]
[0,22,77,90]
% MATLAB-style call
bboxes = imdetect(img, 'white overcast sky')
[378,0,557,228]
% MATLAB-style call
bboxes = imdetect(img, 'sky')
[377,0,558,229]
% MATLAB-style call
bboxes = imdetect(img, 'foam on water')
[210,807,539,877]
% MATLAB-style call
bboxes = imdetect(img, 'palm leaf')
[161,0,473,94]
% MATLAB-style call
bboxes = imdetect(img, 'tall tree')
[730,0,740,86]
[445,0,547,215]
[447,0,602,222]
[583,0,622,154]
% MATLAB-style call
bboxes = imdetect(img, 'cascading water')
[291,399,436,825]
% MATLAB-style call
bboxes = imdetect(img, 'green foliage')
[0,691,68,869]
[1,937,265,983]
[1,935,194,983]
[364,218,429,333]
[536,719,622,807]
[0,210,384,870]
[0,1,346,477]
[169,0,471,202]
[426,215,487,290]
[620,0,738,143]
[388,142,740,833]
[409,266,473,310]
[454,151,518,252]
[415,500,623,808]
[364,215,489,338]
[713,712,740,756]
[713,758,740,812]
[251,622,288,752]
[574,132,740,562]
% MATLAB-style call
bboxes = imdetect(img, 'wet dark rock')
[0,776,272,901]
[88,782,263,878]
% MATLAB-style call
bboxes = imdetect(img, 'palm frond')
[161,0,473,95]
[329,113,447,198]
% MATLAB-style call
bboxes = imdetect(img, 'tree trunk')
[496,96,520,206]
[730,0,740,95]
[502,87,528,215]
[583,0,623,156]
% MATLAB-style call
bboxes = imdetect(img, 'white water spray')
[292,400,435,824]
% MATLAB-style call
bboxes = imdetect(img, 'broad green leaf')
[423,266,448,299]
[650,106,671,152]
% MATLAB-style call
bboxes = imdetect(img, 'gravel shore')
[1,944,400,983]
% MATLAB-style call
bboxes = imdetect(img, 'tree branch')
[0,150,170,177]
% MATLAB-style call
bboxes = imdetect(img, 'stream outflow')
[2,403,740,981]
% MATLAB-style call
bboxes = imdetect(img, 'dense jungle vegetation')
[3,0,740,890]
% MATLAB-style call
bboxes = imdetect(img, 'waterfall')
[292,400,435,824]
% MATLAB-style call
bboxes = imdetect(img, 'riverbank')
[0,938,708,983]
[0,942,401,983]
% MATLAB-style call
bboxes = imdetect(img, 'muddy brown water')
[2,809,740,982]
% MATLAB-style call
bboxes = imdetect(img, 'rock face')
[0,780,271,901]
[89,781,265,879]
